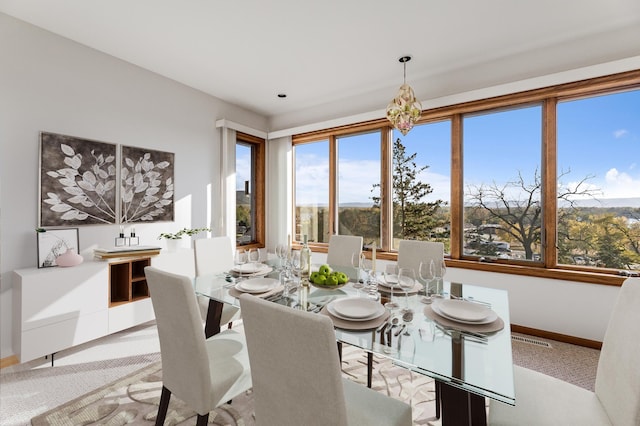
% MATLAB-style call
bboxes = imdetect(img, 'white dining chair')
[194,236,241,327]
[144,267,252,426]
[327,234,363,267]
[239,293,413,426]
[397,239,445,275]
[489,277,640,425]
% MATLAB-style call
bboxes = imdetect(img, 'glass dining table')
[194,263,515,426]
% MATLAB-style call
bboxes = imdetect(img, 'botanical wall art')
[120,145,174,223]
[36,228,79,268]
[40,132,117,226]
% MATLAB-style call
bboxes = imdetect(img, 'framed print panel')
[121,145,174,223]
[40,132,117,226]
[36,228,80,268]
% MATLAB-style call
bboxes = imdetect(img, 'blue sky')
[251,89,639,206]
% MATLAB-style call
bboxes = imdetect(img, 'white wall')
[0,13,267,358]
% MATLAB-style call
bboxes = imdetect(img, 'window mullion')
[542,99,557,268]
[450,114,463,259]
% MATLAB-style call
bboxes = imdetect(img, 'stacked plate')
[231,262,272,276]
[326,297,385,322]
[234,277,279,294]
[431,299,497,324]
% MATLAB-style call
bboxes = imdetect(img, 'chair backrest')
[239,294,350,426]
[397,239,444,275]
[594,277,640,426]
[151,248,196,278]
[194,236,234,276]
[326,234,363,268]
[144,266,213,414]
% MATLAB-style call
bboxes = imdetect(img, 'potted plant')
[158,227,210,251]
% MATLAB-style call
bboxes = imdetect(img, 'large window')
[292,70,640,283]
[294,139,330,243]
[235,132,265,247]
[463,105,543,262]
[337,131,381,249]
[557,89,640,272]
[391,122,451,252]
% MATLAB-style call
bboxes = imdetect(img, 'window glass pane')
[236,143,254,245]
[463,105,542,261]
[294,140,330,243]
[391,122,451,252]
[337,132,381,248]
[557,89,640,271]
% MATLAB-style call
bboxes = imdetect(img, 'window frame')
[291,70,640,286]
[235,132,265,249]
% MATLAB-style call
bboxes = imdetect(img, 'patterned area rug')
[31,345,439,425]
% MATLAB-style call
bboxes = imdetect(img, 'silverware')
[376,322,387,332]
[394,324,406,336]
[435,324,488,343]
[450,294,492,308]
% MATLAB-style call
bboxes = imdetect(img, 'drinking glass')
[434,258,446,298]
[361,258,379,301]
[351,252,364,296]
[275,244,287,271]
[247,248,260,268]
[419,259,435,302]
[280,268,295,300]
[290,250,301,284]
[234,249,247,279]
[383,264,399,310]
[398,267,416,314]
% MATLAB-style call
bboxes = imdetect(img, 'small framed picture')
[36,228,80,268]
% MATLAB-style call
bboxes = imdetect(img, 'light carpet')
[30,345,439,425]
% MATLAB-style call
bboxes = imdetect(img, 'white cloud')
[601,168,640,198]
[613,129,629,139]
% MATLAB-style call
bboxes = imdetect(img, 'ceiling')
[2,0,640,130]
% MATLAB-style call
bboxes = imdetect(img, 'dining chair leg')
[367,352,373,388]
[196,413,209,426]
[435,381,441,419]
[156,386,171,426]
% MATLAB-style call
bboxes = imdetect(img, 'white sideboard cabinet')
[13,256,155,364]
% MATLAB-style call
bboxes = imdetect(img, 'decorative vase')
[56,248,84,267]
[165,239,182,253]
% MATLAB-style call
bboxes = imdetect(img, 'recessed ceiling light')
[277,93,287,98]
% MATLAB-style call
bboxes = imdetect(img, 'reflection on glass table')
[193,262,514,425]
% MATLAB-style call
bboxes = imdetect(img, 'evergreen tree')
[373,138,443,240]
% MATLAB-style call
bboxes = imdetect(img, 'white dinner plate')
[235,277,279,294]
[232,263,270,274]
[328,298,385,320]
[432,300,498,325]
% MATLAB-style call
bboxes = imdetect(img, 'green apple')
[315,274,327,285]
[326,274,339,286]
[310,271,320,283]
[319,264,331,276]
[338,272,348,284]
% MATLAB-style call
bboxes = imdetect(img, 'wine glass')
[290,250,301,283]
[247,248,260,269]
[434,258,446,298]
[275,244,287,271]
[383,264,399,310]
[351,252,364,296]
[398,267,416,314]
[234,249,247,279]
[419,259,436,303]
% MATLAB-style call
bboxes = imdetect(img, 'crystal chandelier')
[386,56,422,136]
